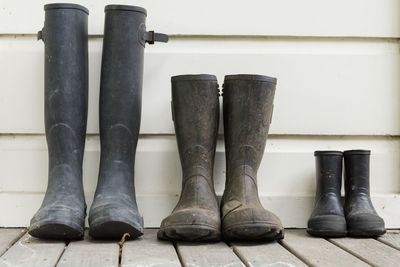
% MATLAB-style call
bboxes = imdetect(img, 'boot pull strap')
[143,31,168,44]
[37,27,46,42]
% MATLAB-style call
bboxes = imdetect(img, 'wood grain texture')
[0,37,399,135]
[121,229,180,267]
[232,241,307,266]
[0,0,399,37]
[177,242,244,267]
[57,232,119,267]
[0,233,66,267]
[377,230,400,250]
[0,228,25,256]
[281,230,369,267]
[330,237,400,266]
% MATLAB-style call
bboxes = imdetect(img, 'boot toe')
[29,206,85,240]
[89,203,143,240]
[222,207,284,241]
[158,208,221,242]
[347,213,386,237]
[307,214,347,237]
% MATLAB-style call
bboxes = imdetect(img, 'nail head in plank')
[177,241,245,267]
[0,233,66,267]
[330,236,400,266]
[232,240,307,267]
[121,229,180,267]
[377,230,400,251]
[0,228,26,256]
[57,232,119,267]
[281,229,369,267]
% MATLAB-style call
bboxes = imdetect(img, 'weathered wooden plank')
[0,228,26,256]
[0,233,66,267]
[177,242,244,267]
[121,229,180,267]
[0,0,399,37]
[232,241,307,267]
[57,232,119,267]
[281,230,369,267]
[330,236,400,266]
[377,230,400,250]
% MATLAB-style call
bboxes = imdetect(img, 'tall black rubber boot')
[221,74,284,241]
[29,3,89,240]
[307,151,347,237]
[88,5,168,240]
[158,75,221,242]
[344,150,386,237]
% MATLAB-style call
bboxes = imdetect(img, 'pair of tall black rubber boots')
[308,150,386,237]
[157,74,284,242]
[29,4,167,240]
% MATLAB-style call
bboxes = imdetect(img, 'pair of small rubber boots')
[157,74,284,242]
[308,150,385,237]
[29,4,167,240]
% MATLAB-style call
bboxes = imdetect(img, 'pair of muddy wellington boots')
[307,150,386,238]
[28,4,167,240]
[157,74,284,242]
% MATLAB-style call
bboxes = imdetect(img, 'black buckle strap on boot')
[88,5,167,240]
[158,74,221,242]
[221,74,284,242]
[29,3,89,240]
[307,151,347,238]
[344,150,386,237]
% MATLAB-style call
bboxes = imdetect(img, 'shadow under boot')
[221,74,284,242]
[158,75,221,242]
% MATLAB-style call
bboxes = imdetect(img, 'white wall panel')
[0,0,399,37]
[0,37,398,135]
[1,135,398,195]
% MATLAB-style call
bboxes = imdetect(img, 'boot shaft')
[41,4,89,166]
[171,75,219,181]
[344,150,371,197]
[314,151,343,198]
[223,74,276,180]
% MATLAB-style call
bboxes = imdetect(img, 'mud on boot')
[221,74,284,242]
[344,150,386,237]
[158,75,221,242]
[29,3,89,240]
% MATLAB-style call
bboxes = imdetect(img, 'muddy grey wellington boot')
[344,150,386,237]
[158,75,221,242]
[29,3,89,240]
[88,5,167,240]
[221,74,283,241]
[307,151,347,237]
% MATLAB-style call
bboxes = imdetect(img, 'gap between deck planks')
[0,228,400,266]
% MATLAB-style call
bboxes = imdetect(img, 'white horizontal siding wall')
[0,0,399,228]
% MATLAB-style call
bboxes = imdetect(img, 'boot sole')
[307,229,347,238]
[29,221,84,240]
[158,224,221,242]
[89,221,143,240]
[223,222,284,242]
[347,221,386,237]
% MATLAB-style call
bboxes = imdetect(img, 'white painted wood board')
[177,242,244,267]
[0,37,399,135]
[0,0,399,37]
[0,229,25,256]
[0,233,66,267]
[121,229,181,267]
[232,241,307,266]
[330,237,400,266]
[281,230,369,267]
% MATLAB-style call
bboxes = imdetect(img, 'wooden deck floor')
[0,228,399,267]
